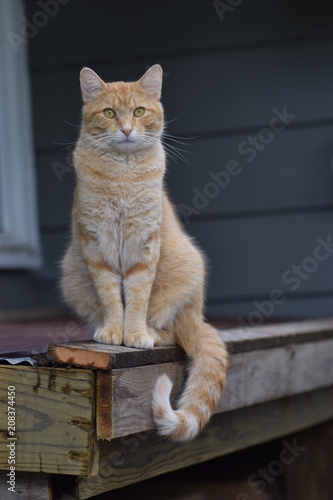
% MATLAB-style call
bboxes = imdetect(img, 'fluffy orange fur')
[61,65,228,441]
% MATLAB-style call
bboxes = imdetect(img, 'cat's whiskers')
[163,133,199,140]
[144,130,190,145]
[52,134,112,157]
[55,132,191,166]
[62,65,228,443]
[163,112,184,125]
[142,135,190,165]
[87,138,114,161]
[73,134,115,163]
[63,119,81,128]
[145,132,190,165]
[145,132,191,159]
[163,144,191,165]
[81,133,112,147]
[141,140,184,165]
[143,131,192,165]
[52,140,77,146]
[145,132,190,147]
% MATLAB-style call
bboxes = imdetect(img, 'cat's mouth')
[118,138,134,143]
[116,137,139,148]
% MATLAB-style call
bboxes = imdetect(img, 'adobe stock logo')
[237,234,333,328]
[7,0,71,53]
[178,106,296,224]
[98,431,153,480]
[212,0,245,23]
[236,439,307,500]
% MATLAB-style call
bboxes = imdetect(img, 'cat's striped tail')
[152,322,228,441]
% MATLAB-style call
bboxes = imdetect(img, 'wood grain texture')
[78,387,333,498]
[48,342,185,370]
[222,317,333,353]
[0,366,97,475]
[97,362,186,440]
[284,420,333,500]
[0,472,51,499]
[97,339,333,439]
[48,318,333,370]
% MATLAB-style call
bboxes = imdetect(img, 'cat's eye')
[134,107,145,117]
[103,108,116,119]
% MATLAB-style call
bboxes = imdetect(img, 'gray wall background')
[2,0,333,323]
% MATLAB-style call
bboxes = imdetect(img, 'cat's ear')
[80,68,107,103]
[138,65,163,100]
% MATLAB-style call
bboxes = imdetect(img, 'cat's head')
[79,65,163,153]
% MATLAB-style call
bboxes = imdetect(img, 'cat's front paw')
[94,324,123,345]
[124,327,154,349]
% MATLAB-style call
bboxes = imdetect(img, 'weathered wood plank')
[97,362,186,440]
[0,366,97,475]
[222,317,333,353]
[0,472,51,499]
[97,339,333,439]
[78,387,333,499]
[48,318,333,369]
[48,342,185,370]
[283,420,333,500]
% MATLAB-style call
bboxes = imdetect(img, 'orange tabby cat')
[61,65,228,441]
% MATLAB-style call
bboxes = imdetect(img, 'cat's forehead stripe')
[104,83,139,108]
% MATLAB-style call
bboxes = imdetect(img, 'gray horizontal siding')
[207,295,333,321]
[191,213,333,299]
[39,211,333,299]
[2,0,333,318]
[37,125,333,228]
[27,0,333,69]
[31,40,333,150]
[169,127,333,218]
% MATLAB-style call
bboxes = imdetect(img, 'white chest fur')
[75,144,165,274]
[78,175,162,274]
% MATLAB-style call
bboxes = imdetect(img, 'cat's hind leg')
[147,326,176,346]
[148,243,204,333]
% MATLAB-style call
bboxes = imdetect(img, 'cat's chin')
[113,140,153,154]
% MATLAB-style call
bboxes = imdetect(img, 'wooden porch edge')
[0,365,98,476]
[76,387,333,499]
[47,317,333,370]
[97,337,333,439]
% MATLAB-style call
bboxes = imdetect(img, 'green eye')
[134,107,145,117]
[103,108,116,119]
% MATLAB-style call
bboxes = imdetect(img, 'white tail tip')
[152,373,199,441]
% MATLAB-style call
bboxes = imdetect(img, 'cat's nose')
[120,127,133,138]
